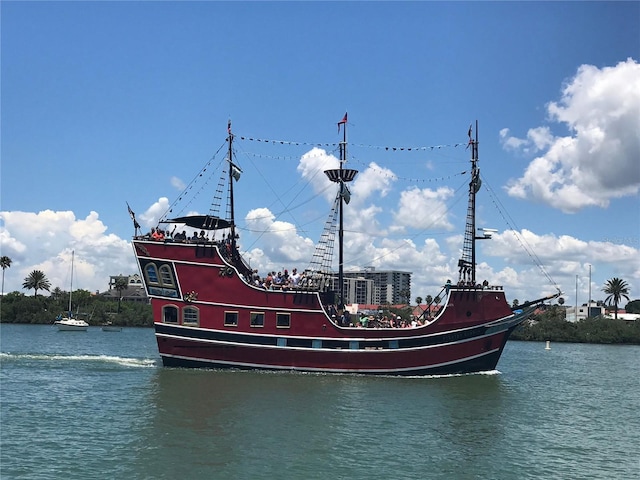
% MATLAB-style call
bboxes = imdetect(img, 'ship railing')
[451,282,503,291]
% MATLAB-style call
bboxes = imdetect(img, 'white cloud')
[503,58,640,212]
[480,229,640,301]
[296,147,340,202]
[0,210,135,295]
[139,197,170,228]
[242,207,316,272]
[393,186,455,231]
[350,162,396,204]
[171,176,186,191]
[500,126,555,154]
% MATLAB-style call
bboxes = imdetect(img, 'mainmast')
[458,121,481,285]
[324,113,357,309]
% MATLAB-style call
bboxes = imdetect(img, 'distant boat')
[102,322,122,332]
[131,119,558,375]
[54,251,89,332]
[55,317,89,331]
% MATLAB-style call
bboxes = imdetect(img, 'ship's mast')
[227,120,237,252]
[325,114,357,309]
[458,121,480,285]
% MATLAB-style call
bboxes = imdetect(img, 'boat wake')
[398,369,502,380]
[201,367,502,379]
[0,352,158,368]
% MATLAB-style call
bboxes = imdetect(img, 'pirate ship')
[130,117,556,375]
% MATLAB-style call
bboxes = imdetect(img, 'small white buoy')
[545,340,551,350]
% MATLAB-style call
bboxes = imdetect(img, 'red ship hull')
[134,239,529,375]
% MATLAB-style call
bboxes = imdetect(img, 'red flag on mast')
[337,112,348,133]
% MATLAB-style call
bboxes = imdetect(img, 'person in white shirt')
[290,268,300,286]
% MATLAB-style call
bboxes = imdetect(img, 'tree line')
[511,304,640,344]
[0,255,152,327]
[0,290,153,327]
[511,277,640,344]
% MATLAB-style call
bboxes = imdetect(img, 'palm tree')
[1,256,12,297]
[603,277,630,320]
[22,270,51,297]
[415,296,423,306]
[51,287,64,301]
[114,276,129,313]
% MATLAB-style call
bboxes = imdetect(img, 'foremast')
[227,120,241,256]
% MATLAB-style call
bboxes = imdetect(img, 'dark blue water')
[1,324,638,479]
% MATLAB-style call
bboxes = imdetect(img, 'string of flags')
[239,150,467,184]
[238,135,468,151]
[347,163,468,184]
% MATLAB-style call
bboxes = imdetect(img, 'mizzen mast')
[458,121,481,285]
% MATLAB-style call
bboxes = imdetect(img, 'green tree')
[603,277,630,320]
[415,296,423,306]
[1,256,12,297]
[22,270,51,298]
[50,287,64,301]
[114,277,129,313]
[625,299,640,314]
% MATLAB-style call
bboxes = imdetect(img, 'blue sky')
[2,1,639,308]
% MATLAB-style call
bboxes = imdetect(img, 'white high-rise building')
[332,267,412,305]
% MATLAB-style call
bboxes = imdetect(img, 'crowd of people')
[146,227,225,244]
[246,268,305,290]
[326,305,428,328]
[350,312,427,328]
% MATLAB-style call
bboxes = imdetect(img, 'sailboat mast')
[68,250,74,315]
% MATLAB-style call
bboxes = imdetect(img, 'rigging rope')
[160,140,228,222]
[481,174,562,294]
[342,180,470,268]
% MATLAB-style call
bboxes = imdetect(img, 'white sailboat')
[54,251,89,331]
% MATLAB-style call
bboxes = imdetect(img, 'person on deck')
[290,268,300,286]
[152,228,164,241]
